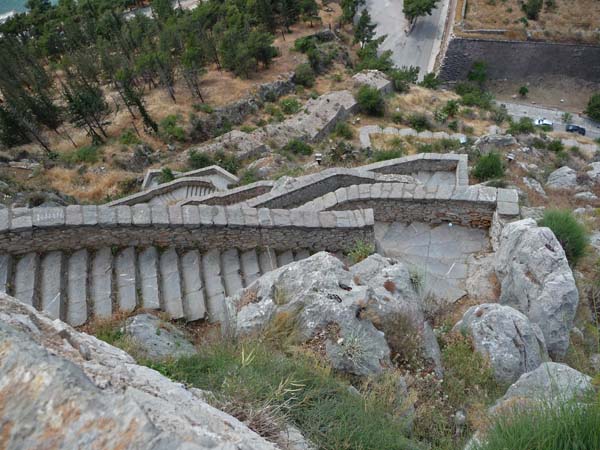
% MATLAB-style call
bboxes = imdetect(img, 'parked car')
[566,124,586,135]
[534,118,553,129]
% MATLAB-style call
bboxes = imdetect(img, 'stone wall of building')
[0,205,373,255]
[439,37,600,82]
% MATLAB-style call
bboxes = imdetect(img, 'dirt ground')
[487,75,600,113]
[457,0,600,43]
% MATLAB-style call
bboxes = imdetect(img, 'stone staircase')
[0,246,311,327]
[147,184,216,206]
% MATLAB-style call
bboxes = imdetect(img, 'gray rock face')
[522,177,546,197]
[124,313,197,360]
[474,134,517,154]
[546,166,578,190]
[586,161,600,182]
[574,191,598,201]
[0,295,278,450]
[492,362,592,413]
[227,252,440,377]
[454,304,547,383]
[494,219,579,359]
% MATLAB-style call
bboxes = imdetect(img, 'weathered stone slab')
[66,249,88,327]
[221,249,244,297]
[13,253,38,306]
[138,247,161,310]
[115,247,137,312]
[202,249,226,323]
[180,250,206,321]
[159,249,184,319]
[91,248,113,319]
[0,254,11,293]
[241,249,262,285]
[40,251,64,320]
[277,250,294,267]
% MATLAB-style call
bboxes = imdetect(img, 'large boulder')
[0,295,278,450]
[226,252,439,376]
[124,313,197,360]
[492,362,592,414]
[474,134,517,154]
[454,304,547,383]
[546,166,578,190]
[494,219,578,359]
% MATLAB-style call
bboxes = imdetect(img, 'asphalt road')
[499,101,600,140]
[364,0,449,79]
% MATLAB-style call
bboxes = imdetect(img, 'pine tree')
[354,9,377,47]
[403,0,439,26]
[62,79,110,142]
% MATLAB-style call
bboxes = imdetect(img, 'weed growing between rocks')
[538,209,589,267]
[347,240,376,263]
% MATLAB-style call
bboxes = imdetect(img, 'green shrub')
[334,121,354,139]
[294,63,315,88]
[213,150,241,174]
[408,113,431,131]
[547,139,564,152]
[119,129,141,145]
[356,85,385,116]
[442,100,459,118]
[474,398,600,450]
[238,168,261,185]
[294,35,318,53]
[508,117,535,135]
[188,150,213,170]
[522,0,543,19]
[61,145,102,164]
[159,167,175,183]
[391,112,403,124]
[538,209,588,266]
[473,152,505,181]
[518,85,529,97]
[371,148,406,162]
[279,98,301,115]
[193,103,214,114]
[148,343,420,450]
[347,240,375,263]
[265,104,284,122]
[160,115,186,142]
[468,61,487,85]
[283,139,313,156]
[416,138,461,153]
[389,66,419,93]
[419,72,440,89]
[585,93,600,122]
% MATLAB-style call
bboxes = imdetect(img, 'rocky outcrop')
[586,162,600,182]
[0,294,278,450]
[226,252,441,377]
[454,303,547,383]
[124,313,197,360]
[492,362,592,413]
[474,134,517,154]
[545,166,578,190]
[494,219,578,359]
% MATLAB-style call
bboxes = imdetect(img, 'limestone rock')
[475,134,517,154]
[454,304,547,383]
[574,191,598,201]
[124,313,197,360]
[352,70,393,95]
[546,166,578,190]
[522,177,546,197]
[0,294,278,450]
[494,219,578,358]
[492,362,592,413]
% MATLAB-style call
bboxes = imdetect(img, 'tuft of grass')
[119,129,141,145]
[282,139,313,156]
[347,240,375,263]
[334,121,354,140]
[371,148,406,162]
[538,209,589,266]
[279,98,301,115]
[148,342,421,450]
[474,397,600,450]
[356,85,385,116]
[160,114,186,142]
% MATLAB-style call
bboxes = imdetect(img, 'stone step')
[277,250,294,267]
[91,248,113,319]
[221,248,244,297]
[240,249,261,286]
[138,247,161,310]
[115,247,137,313]
[202,249,226,323]
[0,254,11,294]
[39,251,64,320]
[258,249,278,273]
[66,249,88,327]
[180,250,207,321]
[13,253,39,307]
[159,248,185,319]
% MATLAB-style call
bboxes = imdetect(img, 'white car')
[534,118,553,128]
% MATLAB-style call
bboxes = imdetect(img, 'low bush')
[371,148,406,162]
[188,150,240,173]
[347,240,375,263]
[188,150,213,170]
[334,121,354,139]
[294,63,315,88]
[389,66,419,93]
[408,113,431,132]
[472,152,504,181]
[547,139,564,152]
[160,115,186,142]
[538,209,588,266]
[508,117,535,135]
[279,98,301,115]
[61,145,102,164]
[159,167,175,183]
[419,72,440,89]
[586,93,600,121]
[356,85,385,116]
[119,129,141,145]
[283,139,313,156]
[238,168,261,185]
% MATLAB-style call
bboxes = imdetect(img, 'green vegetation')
[474,398,600,450]
[467,61,487,86]
[149,343,420,450]
[159,167,176,183]
[294,63,316,88]
[522,0,543,19]
[188,150,213,170]
[238,168,262,185]
[586,93,600,122]
[508,117,535,135]
[188,150,240,173]
[159,115,186,142]
[538,209,589,266]
[408,113,431,131]
[416,138,462,153]
[419,73,440,89]
[389,67,420,93]
[279,98,301,115]
[283,139,313,156]
[455,83,493,109]
[347,240,375,263]
[518,86,529,98]
[547,139,564,152]
[60,145,102,164]
[403,0,440,23]
[119,129,141,145]
[372,148,406,162]
[472,153,505,181]
[334,121,354,140]
[356,85,385,116]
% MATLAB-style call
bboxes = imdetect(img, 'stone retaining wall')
[179,181,275,207]
[440,37,600,83]
[106,178,218,207]
[296,183,519,227]
[0,205,373,255]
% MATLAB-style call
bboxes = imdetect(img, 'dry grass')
[459,0,600,43]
